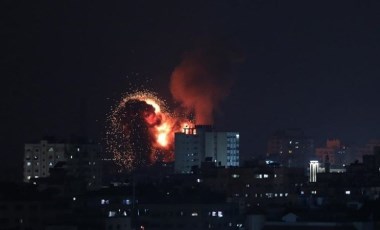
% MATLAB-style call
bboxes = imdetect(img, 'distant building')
[65,142,103,190]
[267,129,314,167]
[24,139,103,190]
[315,139,353,166]
[24,140,66,182]
[174,125,240,174]
[357,139,380,160]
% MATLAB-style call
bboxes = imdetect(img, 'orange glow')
[145,98,161,112]
[139,94,193,161]
[108,91,195,170]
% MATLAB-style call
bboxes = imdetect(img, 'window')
[101,199,110,205]
[108,211,116,217]
[231,174,239,178]
[122,199,131,205]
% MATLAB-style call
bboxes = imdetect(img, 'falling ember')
[106,91,193,170]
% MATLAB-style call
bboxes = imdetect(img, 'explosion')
[107,91,192,170]
[107,39,240,170]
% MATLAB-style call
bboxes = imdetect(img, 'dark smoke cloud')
[170,39,242,124]
[117,99,155,168]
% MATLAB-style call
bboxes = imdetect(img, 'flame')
[108,91,194,169]
[143,95,194,161]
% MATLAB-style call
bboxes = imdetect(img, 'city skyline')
[2,0,380,181]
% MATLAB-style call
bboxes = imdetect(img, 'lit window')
[123,199,131,205]
[196,179,201,183]
[73,197,76,201]
[49,162,53,167]
[345,190,351,195]
[108,211,116,217]
[27,162,31,166]
[77,148,80,152]
[101,199,109,205]
[191,212,198,217]
[27,176,31,180]
[212,211,217,217]
[301,191,304,195]
[311,190,317,194]
[231,174,239,178]
[218,211,223,218]
[263,174,269,178]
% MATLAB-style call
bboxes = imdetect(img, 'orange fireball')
[107,91,193,170]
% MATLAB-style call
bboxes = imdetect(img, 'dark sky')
[2,0,380,181]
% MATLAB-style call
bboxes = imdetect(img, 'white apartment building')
[174,125,240,174]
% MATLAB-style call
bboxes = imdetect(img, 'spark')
[106,90,193,170]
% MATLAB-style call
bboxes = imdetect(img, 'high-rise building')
[267,129,314,167]
[65,142,103,190]
[24,140,66,182]
[174,125,240,174]
[24,139,103,190]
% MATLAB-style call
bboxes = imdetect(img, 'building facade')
[24,140,66,182]
[315,139,353,166]
[267,129,314,167]
[24,139,103,190]
[174,125,240,174]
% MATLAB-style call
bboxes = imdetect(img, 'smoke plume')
[117,99,155,168]
[170,41,239,124]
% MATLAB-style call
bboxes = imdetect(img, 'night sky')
[2,0,380,181]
